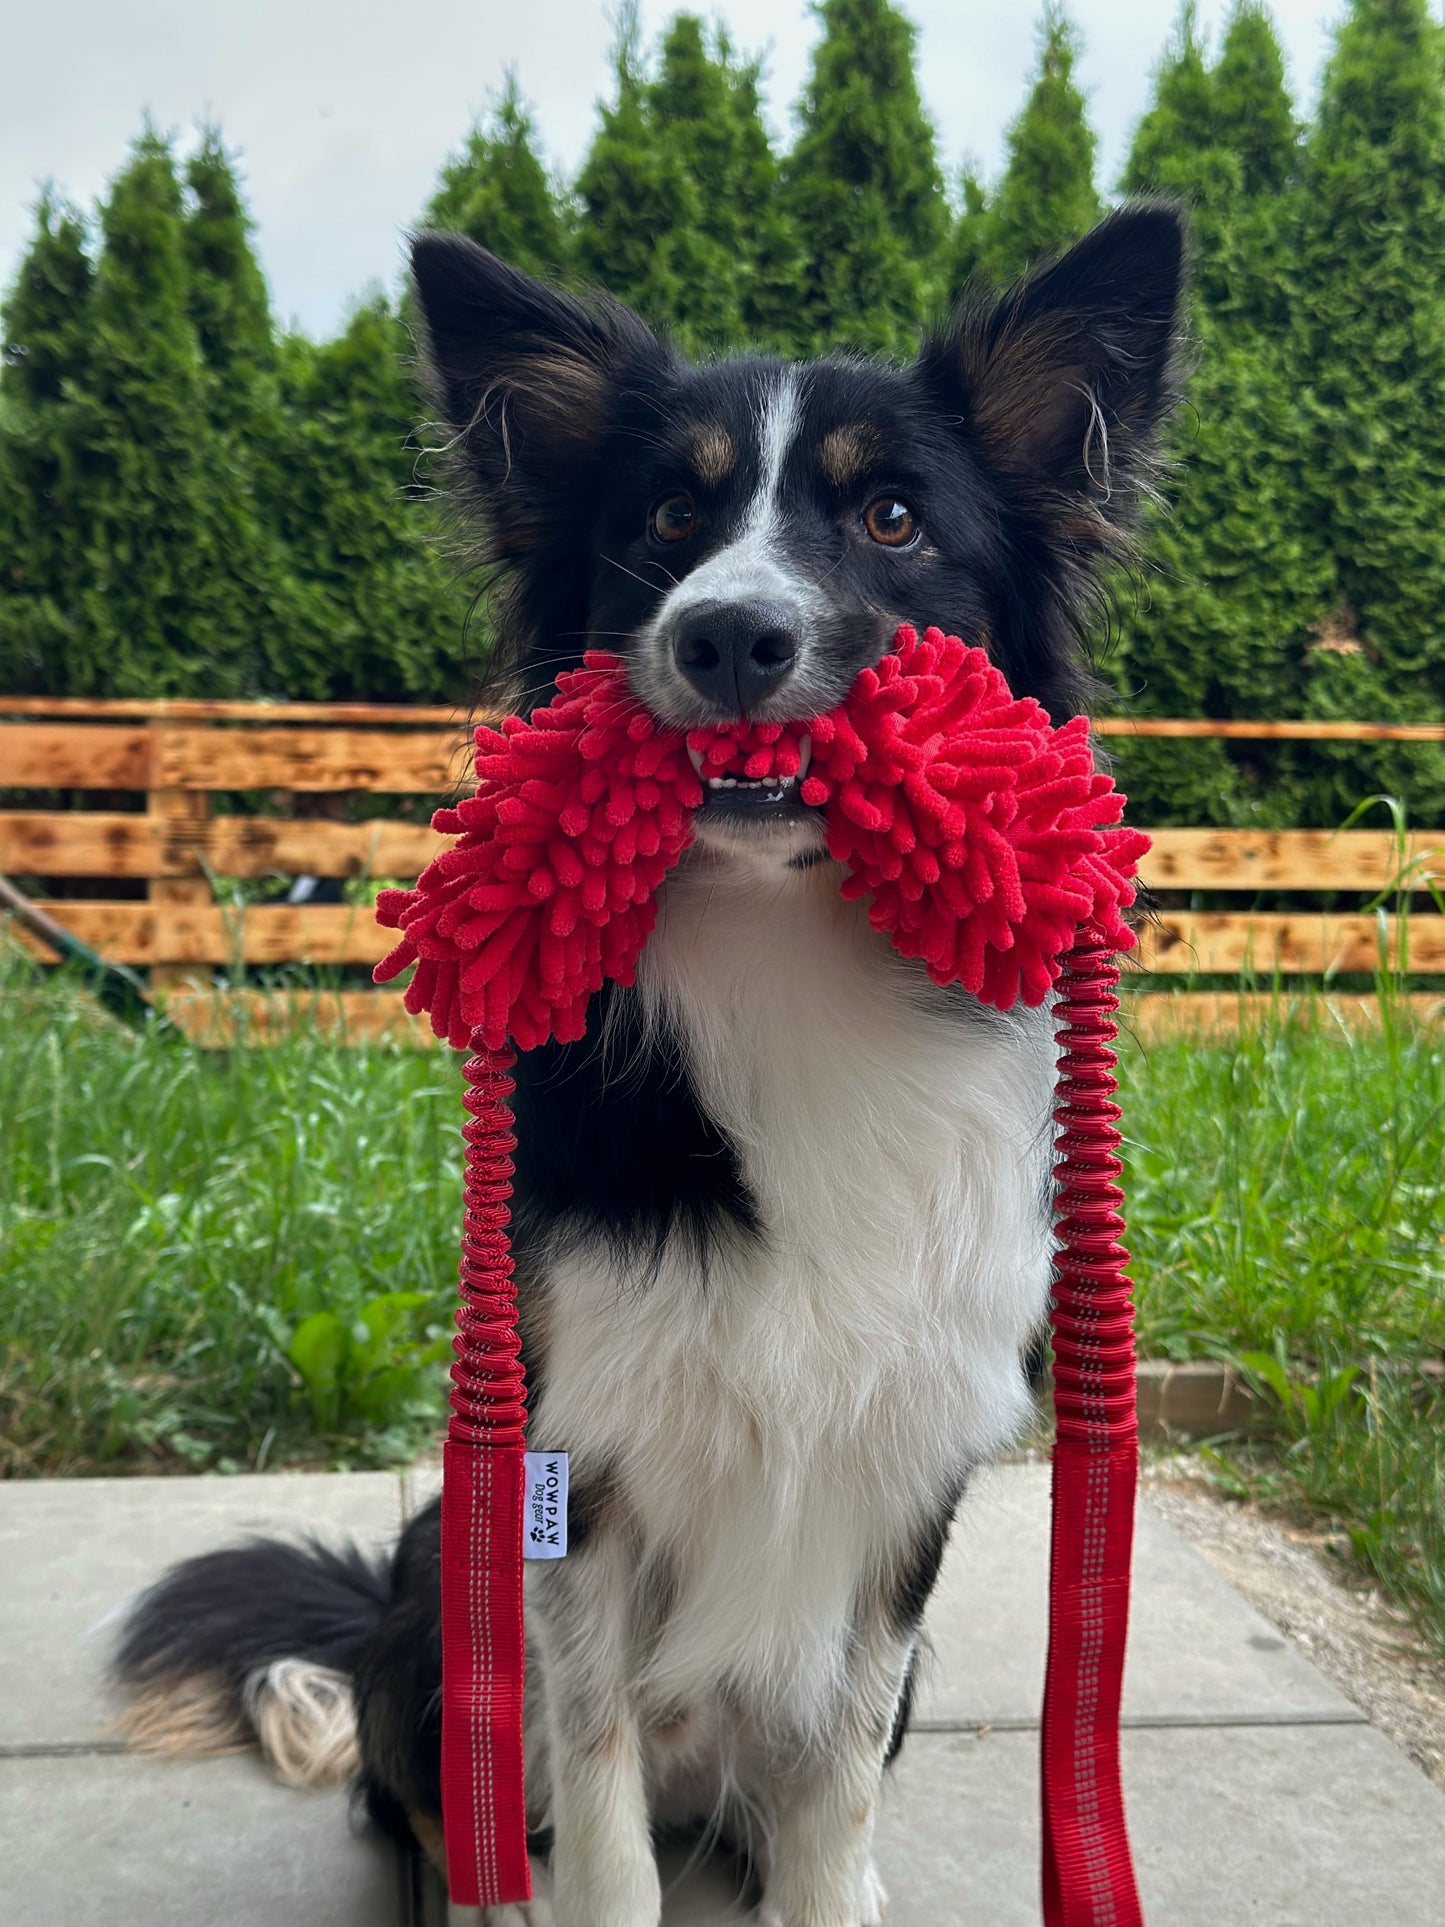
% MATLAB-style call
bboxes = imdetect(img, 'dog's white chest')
[531,855,1056,1723]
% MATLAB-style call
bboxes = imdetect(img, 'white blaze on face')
[636,370,826,720]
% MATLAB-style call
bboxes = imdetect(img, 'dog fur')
[114,206,1185,1927]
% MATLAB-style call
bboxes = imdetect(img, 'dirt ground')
[1142,1453,1445,1789]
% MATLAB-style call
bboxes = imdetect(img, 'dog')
[114,205,1184,1927]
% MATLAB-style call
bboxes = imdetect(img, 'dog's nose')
[670,599,801,713]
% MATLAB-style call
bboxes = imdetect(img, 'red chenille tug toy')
[375,622,1150,1925]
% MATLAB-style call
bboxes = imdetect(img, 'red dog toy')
[376,624,1149,1925]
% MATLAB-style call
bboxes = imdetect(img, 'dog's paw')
[860,1857,888,1926]
[454,1856,554,1927]
[757,1858,888,1927]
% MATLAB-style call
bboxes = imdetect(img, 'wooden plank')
[197,816,442,879]
[13,902,396,966]
[1124,990,1445,1039]
[0,723,151,789]
[2,696,466,723]
[3,695,1442,741]
[1138,911,1445,975]
[159,987,434,1047]
[1097,718,1445,742]
[147,732,214,990]
[0,811,158,876]
[1140,829,1444,892]
[154,725,471,793]
[0,809,441,879]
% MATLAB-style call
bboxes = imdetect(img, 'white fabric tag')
[523,1451,568,1559]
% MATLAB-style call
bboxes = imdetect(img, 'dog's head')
[410,210,1183,851]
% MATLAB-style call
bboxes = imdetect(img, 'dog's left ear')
[918,204,1186,532]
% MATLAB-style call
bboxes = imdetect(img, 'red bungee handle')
[435,963,1144,1920]
[439,1046,532,1907]
[1043,930,1143,1926]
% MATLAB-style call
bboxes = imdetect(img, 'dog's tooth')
[707,776,724,789]
[796,733,812,781]
[687,745,707,776]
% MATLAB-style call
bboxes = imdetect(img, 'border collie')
[115,206,1184,1927]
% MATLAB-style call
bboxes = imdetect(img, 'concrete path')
[1,1464,1441,1925]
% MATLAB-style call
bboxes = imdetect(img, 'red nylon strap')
[439,960,1143,1917]
[1042,933,1144,1926]
[439,1047,531,1909]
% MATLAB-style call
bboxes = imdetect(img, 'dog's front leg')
[533,1535,660,1927]
[758,1628,913,1927]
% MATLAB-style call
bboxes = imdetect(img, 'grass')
[1,946,1442,1653]
[1121,991,1445,1657]
[0,951,463,1474]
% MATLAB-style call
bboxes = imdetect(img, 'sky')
[1,1,1347,340]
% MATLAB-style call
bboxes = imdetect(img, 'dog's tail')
[112,1537,391,1789]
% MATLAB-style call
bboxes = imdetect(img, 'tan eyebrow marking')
[820,424,887,488]
[689,425,736,487]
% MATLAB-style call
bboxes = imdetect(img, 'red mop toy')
[375,623,1150,1925]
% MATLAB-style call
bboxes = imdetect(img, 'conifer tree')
[948,169,990,289]
[1211,0,1298,198]
[1294,0,1445,820]
[72,131,281,695]
[1109,4,1334,827]
[184,128,275,407]
[780,0,950,354]
[1123,5,1219,203]
[273,303,467,702]
[573,7,701,329]
[968,5,1101,288]
[0,194,95,693]
[427,75,574,282]
[648,14,802,350]
[574,10,798,353]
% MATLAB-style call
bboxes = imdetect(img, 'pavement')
[2,1464,1442,1926]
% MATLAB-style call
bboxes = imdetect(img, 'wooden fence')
[2,695,1442,1043]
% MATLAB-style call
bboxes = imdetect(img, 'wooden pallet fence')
[3,698,1442,1042]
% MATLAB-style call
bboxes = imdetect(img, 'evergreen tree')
[573,8,691,323]
[427,75,574,281]
[780,0,950,355]
[273,303,468,703]
[949,168,990,289]
[1211,0,1299,198]
[184,127,275,408]
[1123,5,1219,203]
[0,194,95,693]
[647,14,802,350]
[68,131,283,695]
[967,5,1101,288]
[1294,0,1445,821]
[574,9,798,353]
[1109,3,1335,827]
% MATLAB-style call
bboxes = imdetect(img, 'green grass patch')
[0,950,463,1474]
[1121,995,1445,1657]
[1,947,1442,1655]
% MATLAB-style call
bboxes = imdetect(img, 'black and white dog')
[116,207,1184,1926]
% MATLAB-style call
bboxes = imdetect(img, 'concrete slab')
[0,1472,405,1751]
[432,1722,1445,1926]
[916,1464,1360,1728]
[873,1725,1445,1927]
[0,1750,403,1927]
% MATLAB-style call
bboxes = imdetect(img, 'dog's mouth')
[685,731,814,819]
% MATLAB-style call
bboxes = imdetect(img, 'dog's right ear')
[409,232,666,556]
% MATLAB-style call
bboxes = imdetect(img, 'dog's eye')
[862,499,920,548]
[650,493,698,543]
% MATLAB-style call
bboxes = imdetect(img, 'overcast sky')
[3,1,1348,339]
